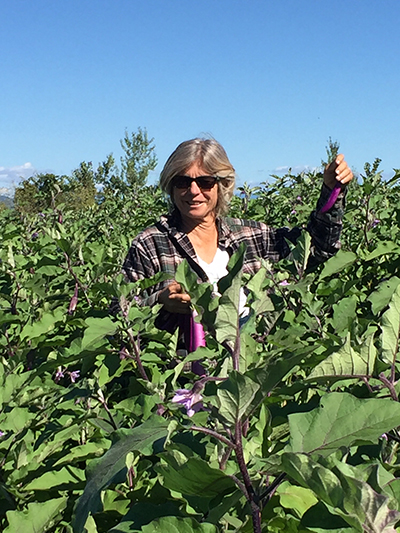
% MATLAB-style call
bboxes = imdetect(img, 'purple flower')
[0,430,5,438]
[372,219,380,228]
[54,367,65,383]
[69,370,80,383]
[279,280,290,286]
[290,209,296,215]
[172,387,203,417]
[31,232,39,240]
[296,196,302,201]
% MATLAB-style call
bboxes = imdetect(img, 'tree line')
[7,128,157,214]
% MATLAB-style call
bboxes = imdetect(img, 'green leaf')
[339,475,400,533]
[282,453,343,509]
[368,277,400,315]
[82,515,98,533]
[0,371,30,408]
[23,466,85,490]
[246,265,272,309]
[4,497,67,533]
[20,309,65,340]
[156,456,236,498]
[108,502,183,532]
[141,516,217,532]
[218,243,246,294]
[301,501,352,532]
[288,392,400,456]
[72,417,169,533]
[0,406,35,433]
[216,370,260,426]
[81,316,117,350]
[331,295,358,334]
[247,346,315,412]
[175,259,201,294]
[215,245,246,346]
[381,283,400,365]
[307,334,376,381]
[362,241,400,261]
[291,230,311,278]
[52,440,110,467]
[282,453,400,532]
[276,480,318,518]
[319,250,357,280]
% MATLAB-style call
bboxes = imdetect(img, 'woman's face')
[172,161,219,223]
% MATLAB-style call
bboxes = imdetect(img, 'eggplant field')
[2,149,400,533]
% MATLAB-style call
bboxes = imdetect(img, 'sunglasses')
[172,175,219,191]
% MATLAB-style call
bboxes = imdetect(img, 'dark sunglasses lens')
[197,177,217,189]
[173,176,217,190]
[173,176,191,189]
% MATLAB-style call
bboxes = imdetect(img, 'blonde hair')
[159,138,236,216]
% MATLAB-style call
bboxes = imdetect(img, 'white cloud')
[0,163,37,196]
[271,165,319,175]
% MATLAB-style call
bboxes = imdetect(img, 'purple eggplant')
[320,183,341,214]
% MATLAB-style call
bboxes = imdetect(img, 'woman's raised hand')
[158,281,192,314]
[323,154,354,189]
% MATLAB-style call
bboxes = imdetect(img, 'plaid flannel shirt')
[123,184,345,314]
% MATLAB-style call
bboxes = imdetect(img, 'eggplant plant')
[1,163,400,532]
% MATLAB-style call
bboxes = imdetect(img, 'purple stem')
[319,183,341,213]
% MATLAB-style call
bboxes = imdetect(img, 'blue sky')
[1,0,400,195]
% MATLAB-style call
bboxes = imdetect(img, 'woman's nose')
[188,180,202,194]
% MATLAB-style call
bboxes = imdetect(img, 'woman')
[123,138,353,335]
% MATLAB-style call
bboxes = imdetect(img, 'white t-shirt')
[196,247,249,317]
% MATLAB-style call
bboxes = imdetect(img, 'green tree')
[14,173,65,214]
[94,154,123,202]
[120,127,157,190]
[321,136,340,167]
[61,161,97,209]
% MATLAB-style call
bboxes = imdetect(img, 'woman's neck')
[180,215,219,263]
[179,212,217,235]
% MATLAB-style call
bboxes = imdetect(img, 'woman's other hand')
[323,154,354,189]
[158,281,192,314]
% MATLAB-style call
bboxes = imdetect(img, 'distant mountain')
[0,195,13,208]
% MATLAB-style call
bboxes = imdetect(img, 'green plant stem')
[390,339,400,385]
[387,431,400,444]
[63,252,92,306]
[6,269,21,315]
[234,419,261,533]
[232,329,240,371]
[378,372,398,401]
[191,426,236,449]
[219,447,232,470]
[259,472,286,502]
[96,394,118,431]
[229,474,249,499]
[363,195,371,247]
[126,328,149,381]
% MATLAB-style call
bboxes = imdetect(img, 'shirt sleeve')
[306,183,346,264]
[122,239,167,308]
